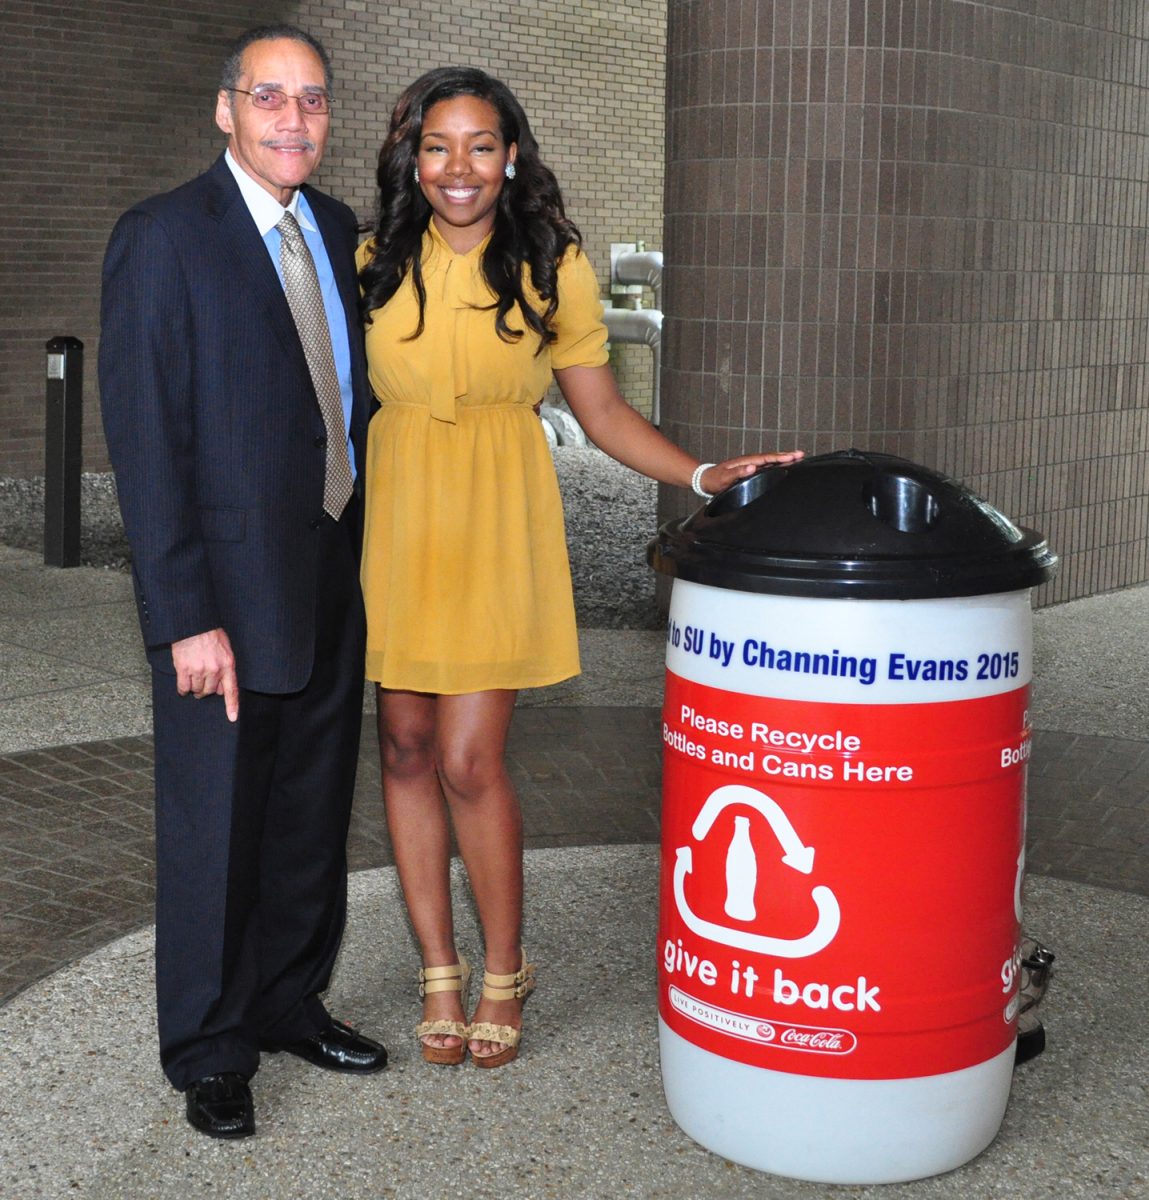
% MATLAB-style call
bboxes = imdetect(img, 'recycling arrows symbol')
[674,783,841,958]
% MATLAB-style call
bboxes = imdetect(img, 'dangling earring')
[414,165,420,184]
[504,161,516,180]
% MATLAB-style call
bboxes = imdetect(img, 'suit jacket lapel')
[205,157,307,365]
[203,157,368,476]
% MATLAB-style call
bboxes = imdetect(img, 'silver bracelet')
[691,463,716,498]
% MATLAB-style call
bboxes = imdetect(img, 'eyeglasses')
[230,87,331,115]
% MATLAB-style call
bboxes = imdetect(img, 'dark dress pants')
[151,507,365,1091]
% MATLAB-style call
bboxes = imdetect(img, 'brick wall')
[303,0,667,418]
[0,0,290,479]
[660,0,1149,605]
[0,0,666,478]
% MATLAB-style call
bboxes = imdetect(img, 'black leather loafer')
[266,1019,388,1074]
[184,1072,255,1139]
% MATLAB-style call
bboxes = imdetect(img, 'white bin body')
[658,580,1032,1183]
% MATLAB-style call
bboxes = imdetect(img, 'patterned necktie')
[277,211,354,519]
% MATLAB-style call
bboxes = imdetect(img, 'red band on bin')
[658,673,1026,1080]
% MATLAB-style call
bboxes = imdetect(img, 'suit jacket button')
[314,435,327,448]
[310,516,323,530]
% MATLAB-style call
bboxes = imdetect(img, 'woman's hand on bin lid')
[698,451,804,499]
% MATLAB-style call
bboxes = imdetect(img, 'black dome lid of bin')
[647,449,1058,600]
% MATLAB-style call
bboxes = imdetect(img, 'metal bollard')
[44,336,83,568]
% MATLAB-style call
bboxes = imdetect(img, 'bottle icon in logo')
[725,815,757,921]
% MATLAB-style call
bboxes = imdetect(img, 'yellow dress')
[358,223,609,693]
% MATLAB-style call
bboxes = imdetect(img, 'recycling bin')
[647,450,1057,1184]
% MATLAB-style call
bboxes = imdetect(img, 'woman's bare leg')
[433,690,527,1058]
[376,686,465,1053]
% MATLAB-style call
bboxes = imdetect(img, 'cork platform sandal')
[468,952,536,1069]
[416,955,471,1066]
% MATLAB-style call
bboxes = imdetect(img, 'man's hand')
[171,628,240,722]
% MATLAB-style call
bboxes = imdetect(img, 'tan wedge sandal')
[416,955,471,1065]
[468,952,536,1069]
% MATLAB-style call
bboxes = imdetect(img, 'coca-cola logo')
[764,1020,857,1055]
[781,1027,851,1051]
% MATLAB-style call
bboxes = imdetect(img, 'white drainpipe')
[612,248,664,312]
[607,245,665,424]
[603,307,663,425]
[543,246,666,443]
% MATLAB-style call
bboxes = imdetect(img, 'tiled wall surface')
[660,0,1149,603]
[0,0,665,477]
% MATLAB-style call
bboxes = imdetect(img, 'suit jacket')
[99,154,371,693]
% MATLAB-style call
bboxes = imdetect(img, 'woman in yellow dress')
[358,67,802,1067]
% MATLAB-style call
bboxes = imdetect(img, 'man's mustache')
[260,138,318,152]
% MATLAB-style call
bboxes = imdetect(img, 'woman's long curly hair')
[359,66,581,352]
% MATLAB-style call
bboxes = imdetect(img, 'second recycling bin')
[647,450,1056,1184]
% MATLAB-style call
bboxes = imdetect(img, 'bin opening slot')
[706,465,789,516]
[864,473,940,533]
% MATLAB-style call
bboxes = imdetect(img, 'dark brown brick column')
[659,0,1149,604]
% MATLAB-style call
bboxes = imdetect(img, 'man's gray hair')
[220,24,334,96]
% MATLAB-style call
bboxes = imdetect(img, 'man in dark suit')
[99,25,386,1140]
